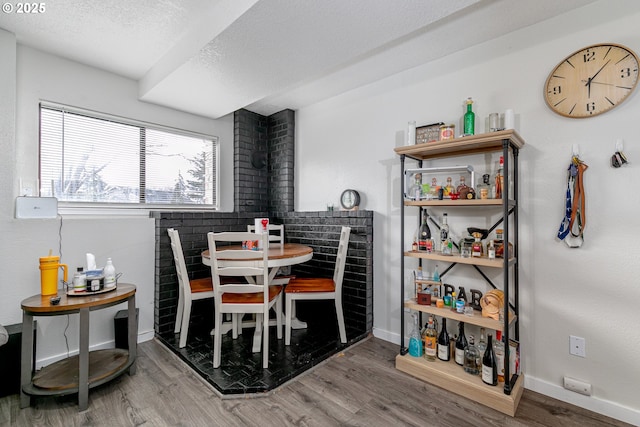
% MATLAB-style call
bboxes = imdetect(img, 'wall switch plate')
[564,376,592,396]
[569,335,586,357]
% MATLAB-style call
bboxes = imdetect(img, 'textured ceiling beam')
[138,0,260,99]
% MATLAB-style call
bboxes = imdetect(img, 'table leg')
[78,308,89,411]
[20,312,33,409]
[127,295,137,375]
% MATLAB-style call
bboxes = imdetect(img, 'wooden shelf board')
[405,251,515,268]
[404,199,515,207]
[396,353,524,416]
[404,299,515,330]
[395,129,525,161]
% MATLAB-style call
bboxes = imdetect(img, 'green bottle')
[463,97,475,136]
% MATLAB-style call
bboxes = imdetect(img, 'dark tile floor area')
[157,300,366,395]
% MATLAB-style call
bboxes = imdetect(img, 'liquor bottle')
[455,322,468,365]
[482,334,498,385]
[440,213,451,255]
[493,156,504,199]
[464,335,480,375]
[429,177,439,200]
[433,264,440,282]
[423,315,437,361]
[471,232,484,258]
[463,97,475,136]
[476,328,487,369]
[477,174,491,200]
[408,313,423,357]
[444,177,454,198]
[437,318,450,361]
[488,240,496,259]
[409,173,422,200]
[418,211,433,252]
[495,330,506,382]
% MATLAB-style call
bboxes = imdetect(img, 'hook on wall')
[611,138,628,168]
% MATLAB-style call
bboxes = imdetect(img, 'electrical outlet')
[564,376,592,396]
[569,335,586,357]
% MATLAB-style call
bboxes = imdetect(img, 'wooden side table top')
[21,283,136,314]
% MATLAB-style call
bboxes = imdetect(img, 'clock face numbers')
[545,44,639,118]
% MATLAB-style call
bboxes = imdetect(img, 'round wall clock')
[340,189,361,210]
[544,43,639,118]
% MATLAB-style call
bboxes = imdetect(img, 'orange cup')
[39,255,68,295]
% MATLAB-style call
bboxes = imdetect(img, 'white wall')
[0,43,235,365]
[296,1,639,424]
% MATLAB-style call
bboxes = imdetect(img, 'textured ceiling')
[0,0,598,119]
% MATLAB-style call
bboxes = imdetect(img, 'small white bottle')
[103,258,117,288]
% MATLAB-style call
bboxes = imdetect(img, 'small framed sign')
[415,122,444,145]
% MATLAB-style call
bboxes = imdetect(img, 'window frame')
[39,101,220,214]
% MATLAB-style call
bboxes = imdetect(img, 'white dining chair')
[284,226,351,345]
[168,228,215,349]
[208,231,284,369]
[247,223,284,244]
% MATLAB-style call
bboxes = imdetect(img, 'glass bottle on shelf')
[477,174,491,200]
[463,97,475,136]
[476,327,487,369]
[440,213,451,255]
[408,312,423,357]
[418,211,433,252]
[409,173,422,200]
[471,231,484,258]
[444,177,454,198]
[482,334,498,386]
[464,335,480,375]
[455,322,468,365]
[428,177,439,200]
[423,315,437,361]
[488,240,496,259]
[493,156,504,199]
[495,330,506,383]
[437,318,450,361]
[433,264,440,282]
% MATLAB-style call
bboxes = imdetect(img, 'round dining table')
[201,243,313,352]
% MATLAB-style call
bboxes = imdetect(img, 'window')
[39,103,218,209]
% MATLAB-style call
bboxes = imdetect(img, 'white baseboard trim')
[35,329,155,369]
[525,376,639,426]
[372,327,639,425]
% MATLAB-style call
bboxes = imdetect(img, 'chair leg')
[174,294,183,334]
[213,308,223,368]
[275,293,283,340]
[285,294,293,345]
[178,301,192,348]
[232,314,239,339]
[335,295,347,344]
[262,310,269,369]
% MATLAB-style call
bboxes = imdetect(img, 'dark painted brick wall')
[268,110,295,213]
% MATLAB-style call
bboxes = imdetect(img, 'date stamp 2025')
[2,2,46,14]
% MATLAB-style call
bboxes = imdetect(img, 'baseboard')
[525,376,639,426]
[372,327,400,345]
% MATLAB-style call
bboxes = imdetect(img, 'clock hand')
[584,59,611,98]
[581,79,617,87]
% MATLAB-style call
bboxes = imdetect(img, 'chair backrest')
[333,226,351,292]
[247,224,284,244]
[207,231,270,302]
[167,228,191,299]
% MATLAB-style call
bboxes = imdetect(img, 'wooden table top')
[202,243,312,261]
[21,283,136,314]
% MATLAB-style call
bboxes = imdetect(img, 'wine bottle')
[423,315,437,361]
[440,213,451,255]
[495,330,506,382]
[464,335,480,375]
[418,211,433,252]
[455,322,468,365]
[408,313,423,357]
[437,318,450,361]
[482,334,498,385]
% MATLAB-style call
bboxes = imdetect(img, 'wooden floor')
[1,336,630,427]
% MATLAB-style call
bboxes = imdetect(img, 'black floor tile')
[157,309,366,395]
